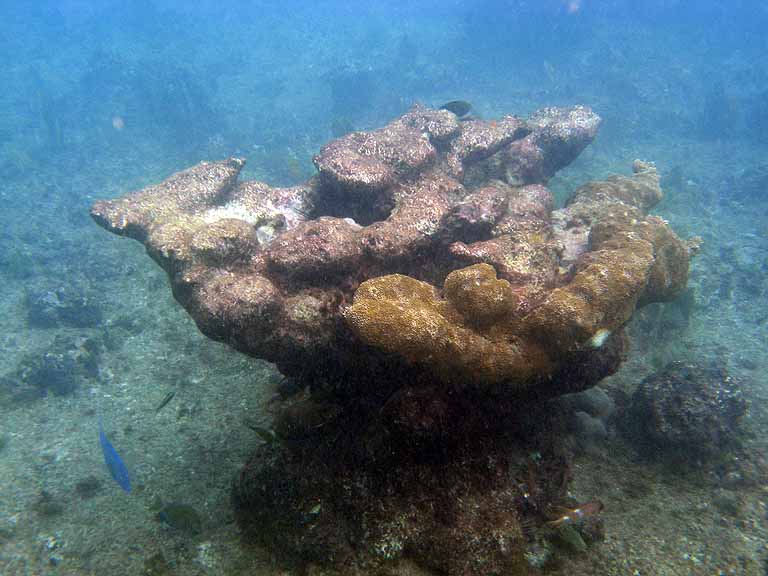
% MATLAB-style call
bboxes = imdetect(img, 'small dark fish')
[439,100,472,117]
[155,390,176,413]
[244,421,279,445]
[546,499,603,528]
[98,418,131,493]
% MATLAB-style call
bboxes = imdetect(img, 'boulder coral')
[91,104,697,575]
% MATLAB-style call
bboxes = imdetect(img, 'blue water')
[1,1,766,574]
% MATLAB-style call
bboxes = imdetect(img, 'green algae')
[74,475,103,499]
[143,551,172,576]
[32,490,64,518]
[156,502,203,535]
[552,524,587,554]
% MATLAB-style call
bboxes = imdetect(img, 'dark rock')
[3,335,100,401]
[26,285,102,328]
[19,352,79,397]
[32,491,64,517]
[626,361,747,458]
[74,476,103,499]
[234,402,570,575]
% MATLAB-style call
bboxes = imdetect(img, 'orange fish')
[545,499,603,528]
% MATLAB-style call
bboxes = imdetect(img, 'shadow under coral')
[233,342,624,575]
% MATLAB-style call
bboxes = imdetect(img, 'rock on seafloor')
[91,104,697,575]
[625,360,747,459]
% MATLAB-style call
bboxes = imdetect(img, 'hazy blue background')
[1,1,766,574]
[3,0,766,324]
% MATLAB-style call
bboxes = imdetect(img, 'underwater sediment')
[91,104,697,574]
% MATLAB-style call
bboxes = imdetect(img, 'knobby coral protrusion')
[344,264,552,387]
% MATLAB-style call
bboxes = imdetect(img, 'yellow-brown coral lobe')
[345,264,552,387]
[347,161,692,390]
[442,262,519,324]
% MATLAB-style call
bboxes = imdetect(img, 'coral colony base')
[91,105,697,575]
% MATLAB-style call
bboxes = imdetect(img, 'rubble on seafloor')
[90,104,699,575]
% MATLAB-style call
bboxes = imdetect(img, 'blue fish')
[98,418,131,493]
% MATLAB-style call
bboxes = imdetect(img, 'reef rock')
[627,360,747,458]
[92,104,695,575]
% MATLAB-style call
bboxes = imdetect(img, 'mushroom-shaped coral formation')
[91,104,696,575]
